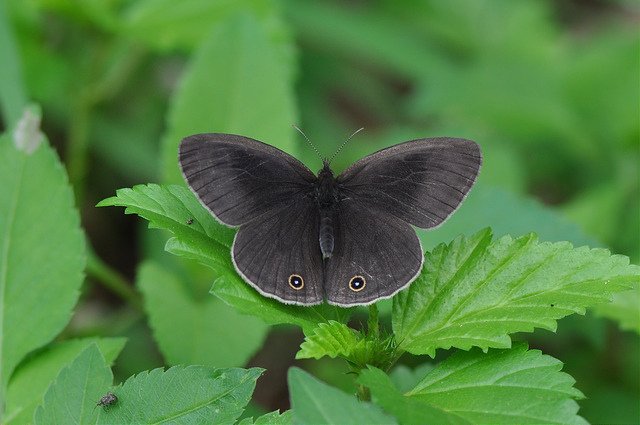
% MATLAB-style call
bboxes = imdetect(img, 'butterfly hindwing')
[324,201,423,306]
[336,137,482,229]
[232,198,324,305]
[180,133,316,226]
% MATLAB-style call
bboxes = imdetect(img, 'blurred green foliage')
[2,0,638,423]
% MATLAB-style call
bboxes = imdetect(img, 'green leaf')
[393,229,640,356]
[99,184,351,333]
[288,367,397,425]
[138,261,269,367]
[97,183,234,268]
[238,410,292,425]
[0,133,85,390]
[407,344,587,425]
[212,275,351,335]
[34,344,113,425]
[160,12,298,183]
[121,0,275,51]
[592,287,640,334]
[357,367,469,425]
[296,321,361,360]
[96,366,263,424]
[6,337,125,425]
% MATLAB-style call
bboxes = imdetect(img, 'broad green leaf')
[296,321,361,360]
[0,132,85,391]
[238,410,292,425]
[388,363,434,393]
[121,0,275,51]
[99,184,351,333]
[213,275,352,335]
[592,288,640,334]
[288,367,396,425]
[34,344,113,425]
[160,12,297,183]
[357,367,469,425]
[96,366,263,424]
[407,344,587,425]
[97,183,235,256]
[138,261,268,367]
[6,337,125,425]
[393,229,640,356]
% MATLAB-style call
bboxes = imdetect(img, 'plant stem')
[86,248,143,311]
[367,303,379,338]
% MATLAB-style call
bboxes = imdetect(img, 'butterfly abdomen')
[316,163,338,259]
[319,212,334,259]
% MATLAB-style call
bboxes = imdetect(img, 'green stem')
[86,248,143,311]
[367,303,379,338]
[0,0,28,129]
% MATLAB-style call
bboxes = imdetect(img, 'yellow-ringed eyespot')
[289,274,304,290]
[349,275,366,292]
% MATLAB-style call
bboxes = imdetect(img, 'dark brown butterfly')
[179,134,481,306]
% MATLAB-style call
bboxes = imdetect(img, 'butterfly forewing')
[336,137,482,229]
[180,134,316,226]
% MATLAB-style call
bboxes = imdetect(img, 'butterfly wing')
[336,137,482,229]
[324,202,423,306]
[325,137,481,306]
[180,133,323,305]
[232,198,324,305]
[179,133,316,226]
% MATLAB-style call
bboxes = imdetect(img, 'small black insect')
[96,392,118,410]
[186,218,194,225]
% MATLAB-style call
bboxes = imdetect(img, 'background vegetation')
[1,0,638,423]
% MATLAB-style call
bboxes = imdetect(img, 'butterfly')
[179,133,481,306]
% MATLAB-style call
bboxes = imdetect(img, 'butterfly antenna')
[292,124,324,162]
[328,127,364,164]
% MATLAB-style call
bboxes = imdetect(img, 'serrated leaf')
[96,366,263,425]
[212,275,351,334]
[237,410,292,425]
[0,135,85,391]
[6,337,125,424]
[34,344,112,425]
[99,184,352,333]
[592,287,640,334]
[138,261,268,367]
[393,229,640,356]
[357,367,470,425]
[97,184,234,268]
[296,321,361,360]
[160,12,297,183]
[288,367,396,425]
[406,344,587,425]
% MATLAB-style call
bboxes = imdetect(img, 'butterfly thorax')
[316,162,338,259]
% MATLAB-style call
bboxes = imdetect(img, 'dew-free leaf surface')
[0,135,85,394]
[160,12,297,183]
[5,337,125,424]
[138,260,268,367]
[34,344,112,425]
[360,344,587,425]
[95,366,263,425]
[393,229,640,356]
[288,367,396,425]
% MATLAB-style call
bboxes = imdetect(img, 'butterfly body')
[180,133,481,307]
